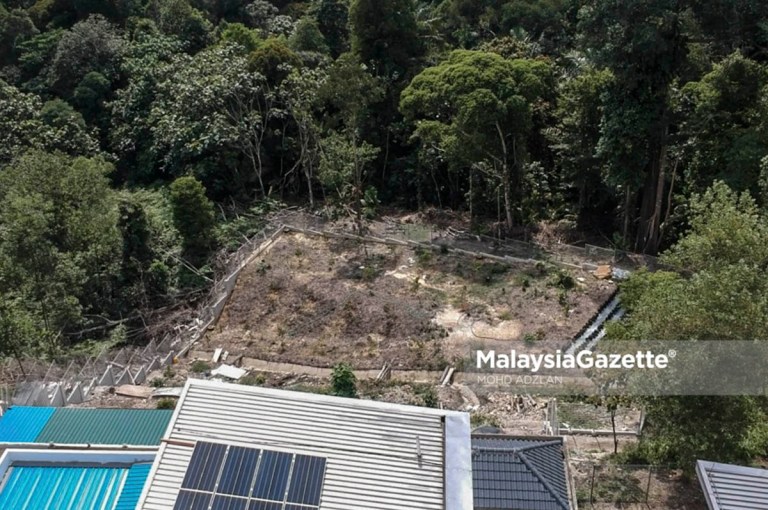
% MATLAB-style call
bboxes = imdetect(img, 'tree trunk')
[622,187,633,247]
[502,166,513,232]
[495,122,513,231]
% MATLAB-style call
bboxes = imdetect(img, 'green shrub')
[240,373,266,386]
[190,360,210,373]
[470,412,501,428]
[156,398,177,410]
[331,362,357,398]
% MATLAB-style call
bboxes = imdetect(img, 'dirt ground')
[202,231,614,370]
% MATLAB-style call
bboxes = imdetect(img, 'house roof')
[138,379,473,510]
[697,459,768,510]
[0,450,156,510]
[0,406,55,442]
[0,407,173,446]
[472,435,571,510]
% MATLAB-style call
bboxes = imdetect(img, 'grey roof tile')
[471,435,571,510]
[697,460,768,510]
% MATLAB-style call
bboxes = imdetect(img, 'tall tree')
[148,44,273,195]
[319,53,383,233]
[677,53,768,195]
[169,176,217,266]
[610,182,768,470]
[549,67,614,227]
[48,14,125,96]
[0,151,121,345]
[313,0,348,58]
[400,50,553,230]
[580,0,687,253]
[349,0,423,80]
[282,66,328,206]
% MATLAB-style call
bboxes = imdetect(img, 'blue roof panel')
[0,465,128,509]
[0,407,55,442]
[115,463,153,510]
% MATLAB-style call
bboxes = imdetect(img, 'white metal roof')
[697,460,768,510]
[138,379,472,510]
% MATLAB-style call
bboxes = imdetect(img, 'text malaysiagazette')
[475,350,669,372]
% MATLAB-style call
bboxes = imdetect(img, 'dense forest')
[3,0,768,472]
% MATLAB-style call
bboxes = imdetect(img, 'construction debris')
[152,387,184,399]
[115,385,153,399]
[211,364,247,380]
[593,264,612,280]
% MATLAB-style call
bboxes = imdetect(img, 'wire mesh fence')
[573,462,703,509]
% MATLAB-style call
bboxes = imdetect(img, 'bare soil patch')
[203,231,614,370]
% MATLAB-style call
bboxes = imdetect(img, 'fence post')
[645,465,653,505]
[589,464,596,505]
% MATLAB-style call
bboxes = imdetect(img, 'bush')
[550,269,575,290]
[190,360,210,373]
[239,373,266,386]
[523,332,537,346]
[470,412,501,428]
[331,362,357,398]
[156,398,176,409]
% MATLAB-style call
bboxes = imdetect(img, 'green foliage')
[289,17,328,54]
[318,132,379,199]
[146,0,212,52]
[190,360,210,373]
[148,44,273,193]
[549,67,614,224]
[239,373,266,386]
[470,411,501,429]
[0,296,37,366]
[349,0,423,79]
[248,36,300,84]
[678,53,768,195]
[330,362,357,397]
[0,8,37,66]
[218,22,261,53]
[0,151,121,343]
[49,15,125,95]
[156,398,177,409]
[613,181,768,470]
[401,50,553,228]
[169,176,216,265]
[313,0,347,57]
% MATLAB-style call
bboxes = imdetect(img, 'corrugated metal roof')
[472,435,570,510]
[0,465,128,509]
[35,408,173,445]
[115,463,153,510]
[0,407,55,442]
[697,459,768,510]
[139,379,473,510]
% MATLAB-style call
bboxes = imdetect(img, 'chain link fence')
[573,462,703,509]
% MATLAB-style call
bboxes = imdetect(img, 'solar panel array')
[173,441,327,510]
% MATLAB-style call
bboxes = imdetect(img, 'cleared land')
[201,231,615,370]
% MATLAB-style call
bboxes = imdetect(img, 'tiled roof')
[35,408,173,445]
[697,459,768,509]
[0,406,55,442]
[472,435,571,510]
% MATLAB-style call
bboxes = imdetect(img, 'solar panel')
[173,442,327,510]
[286,455,326,506]
[218,446,261,497]
[181,442,227,492]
